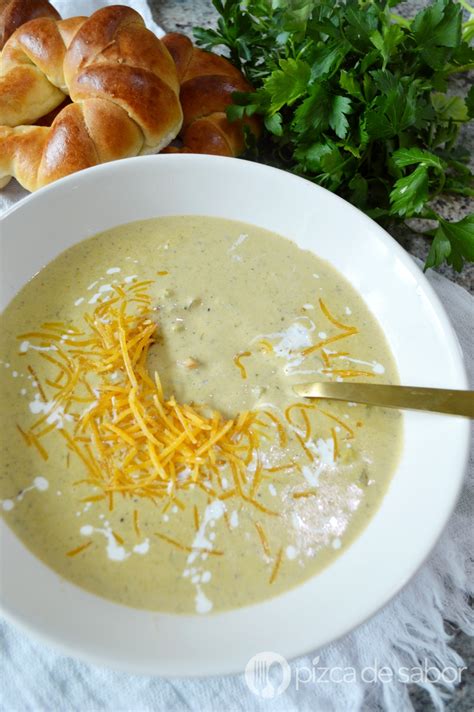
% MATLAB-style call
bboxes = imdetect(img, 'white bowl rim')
[0,154,470,677]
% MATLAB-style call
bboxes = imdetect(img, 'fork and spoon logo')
[245,652,292,698]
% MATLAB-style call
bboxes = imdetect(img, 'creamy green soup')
[0,216,402,613]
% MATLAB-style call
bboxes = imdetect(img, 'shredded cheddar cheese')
[66,541,92,557]
[302,330,358,358]
[233,350,251,379]
[292,489,318,499]
[16,424,30,447]
[318,298,354,332]
[295,433,314,462]
[322,369,376,378]
[269,546,283,584]
[193,505,200,532]
[318,408,355,438]
[155,532,223,556]
[257,339,273,354]
[321,349,330,367]
[285,403,316,438]
[302,299,358,357]
[331,427,340,460]
[27,365,47,402]
[30,433,48,461]
[255,521,271,557]
[112,531,124,545]
[17,281,292,517]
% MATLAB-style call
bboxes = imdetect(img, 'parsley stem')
[443,63,474,76]
[457,0,474,14]
[390,13,411,28]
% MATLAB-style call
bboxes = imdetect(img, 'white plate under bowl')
[0,155,469,676]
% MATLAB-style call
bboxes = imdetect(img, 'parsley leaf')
[431,93,468,122]
[392,148,445,171]
[425,225,453,269]
[329,96,352,139]
[264,112,284,136]
[311,42,349,80]
[412,0,462,49]
[426,215,474,271]
[292,85,330,136]
[264,59,311,113]
[339,70,364,101]
[390,165,430,216]
[370,24,404,68]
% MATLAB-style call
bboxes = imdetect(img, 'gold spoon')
[293,382,474,418]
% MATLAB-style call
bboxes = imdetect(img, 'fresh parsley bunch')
[194,0,474,271]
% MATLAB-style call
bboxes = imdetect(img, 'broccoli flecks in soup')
[0,216,402,613]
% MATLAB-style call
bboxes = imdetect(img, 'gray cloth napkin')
[0,1,473,710]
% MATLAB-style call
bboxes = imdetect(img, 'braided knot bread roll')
[162,33,259,156]
[0,5,182,191]
[0,0,60,49]
[0,15,83,126]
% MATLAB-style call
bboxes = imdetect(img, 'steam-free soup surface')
[0,216,402,613]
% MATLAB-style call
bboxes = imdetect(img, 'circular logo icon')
[245,651,291,699]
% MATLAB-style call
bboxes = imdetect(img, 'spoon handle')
[293,382,474,417]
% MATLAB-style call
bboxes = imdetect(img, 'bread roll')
[0,16,85,126]
[0,0,60,49]
[162,33,259,156]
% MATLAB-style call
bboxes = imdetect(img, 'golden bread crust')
[162,32,260,157]
[0,5,182,190]
[0,0,60,50]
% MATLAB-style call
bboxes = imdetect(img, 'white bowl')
[0,155,469,676]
